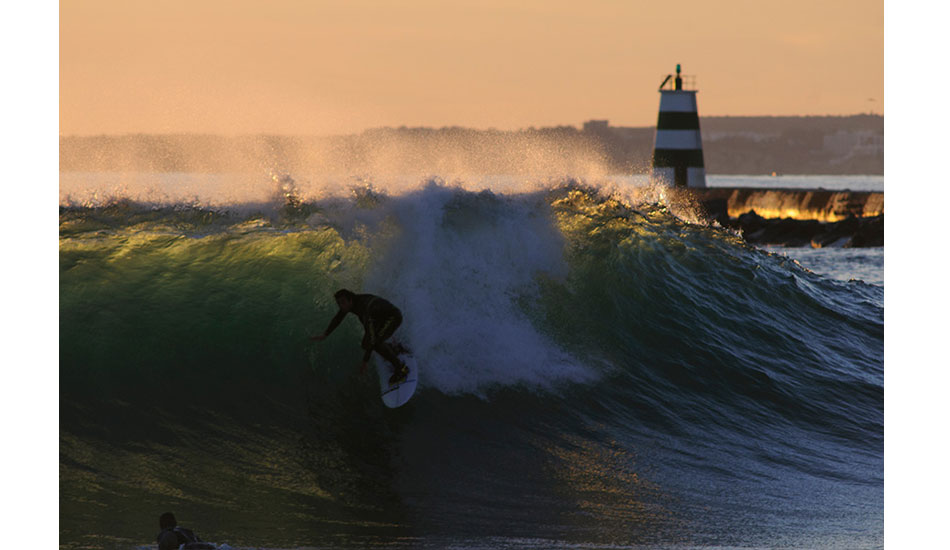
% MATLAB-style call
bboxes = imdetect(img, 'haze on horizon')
[60,0,883,136]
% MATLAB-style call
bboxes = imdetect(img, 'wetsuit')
[156,527,215,550]
[324,293,404,368]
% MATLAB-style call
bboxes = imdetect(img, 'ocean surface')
[59,174,883,549]
[706,174,883,192]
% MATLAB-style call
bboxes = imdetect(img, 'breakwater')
[695,187,883,223]
[692,187,884,247]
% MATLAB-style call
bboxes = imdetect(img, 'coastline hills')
[60,114,883,176]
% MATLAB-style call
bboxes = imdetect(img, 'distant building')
[583,119,610,132]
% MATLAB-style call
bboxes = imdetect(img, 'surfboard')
[377,347,418,408]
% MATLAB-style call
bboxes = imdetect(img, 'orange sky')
[60,0,883,136]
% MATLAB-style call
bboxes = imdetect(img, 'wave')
[59,178,883,548]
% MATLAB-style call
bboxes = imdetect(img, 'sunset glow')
[60,0,883,136]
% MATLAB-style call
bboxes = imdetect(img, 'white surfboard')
[376,351,418,408]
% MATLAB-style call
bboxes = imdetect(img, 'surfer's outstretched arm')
[310,308,347,341]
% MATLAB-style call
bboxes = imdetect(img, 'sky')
[60,0,883,135]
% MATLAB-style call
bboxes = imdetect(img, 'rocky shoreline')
[694,188,884,248]
[717,210,883,248]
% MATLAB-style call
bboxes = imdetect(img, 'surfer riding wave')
[311,289,409,385]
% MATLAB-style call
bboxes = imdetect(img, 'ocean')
[59,173,883,549]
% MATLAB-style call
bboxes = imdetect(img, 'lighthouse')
[651,64,706,188]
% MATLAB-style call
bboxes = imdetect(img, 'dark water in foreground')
[60,180,883,549]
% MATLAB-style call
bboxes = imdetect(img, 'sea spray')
[362,181,596,394]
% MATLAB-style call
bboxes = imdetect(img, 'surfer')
[156,512,215,550]
[311,289,410,384]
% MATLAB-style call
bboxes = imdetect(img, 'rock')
[716,210,883,248]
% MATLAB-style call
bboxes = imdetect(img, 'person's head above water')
[334,289,356,311]
[159,512,177,530]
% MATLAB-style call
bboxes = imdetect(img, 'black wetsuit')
[156,527,215,550]
[324,293,403,367]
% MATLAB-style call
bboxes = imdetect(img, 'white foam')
[364,182,597,395]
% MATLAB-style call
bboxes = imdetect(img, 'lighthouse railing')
[658,74,697,91]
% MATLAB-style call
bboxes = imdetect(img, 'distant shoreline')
[60,114,883,175]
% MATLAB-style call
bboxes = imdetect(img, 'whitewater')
[59,174,883,549]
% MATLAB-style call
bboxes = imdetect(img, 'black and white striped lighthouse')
[651,64,706,188]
